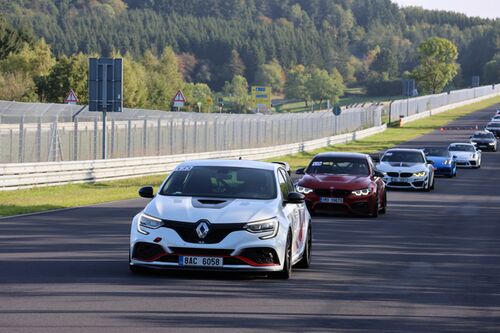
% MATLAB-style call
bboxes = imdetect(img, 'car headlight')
[352,188,372,196]
[489,142,495,145]
[443,159,452,165]
[138,213,164,234]
[413,171,427,177]
[296,185,313,194]
[244,217,279,239]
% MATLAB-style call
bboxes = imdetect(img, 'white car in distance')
[129,160,312,279]
[375,148,435,191]
[448,143,482,168]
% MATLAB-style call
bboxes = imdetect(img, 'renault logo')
[196,220,210,239]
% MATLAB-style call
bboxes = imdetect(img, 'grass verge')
[1,95,499,217]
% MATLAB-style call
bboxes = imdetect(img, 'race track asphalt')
[1,104,500,333]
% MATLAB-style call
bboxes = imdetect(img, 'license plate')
[391,177,408,182]
[179,256,223,268]
[320,197,343,204]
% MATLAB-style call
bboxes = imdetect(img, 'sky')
[392,0,499,19]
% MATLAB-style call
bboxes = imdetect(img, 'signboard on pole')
[88,58,123,112]
[251,86,271,110]
[173,90,186,108]
[88,57,123,160]
[64,89,79,104]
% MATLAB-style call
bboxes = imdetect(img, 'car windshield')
[159,166,277,200]
[487,123,500,128]
[449,144,475,152]
[306,157,369,175]
[473,133,494,139]
[381,151,425,163]
[422,147,449,157]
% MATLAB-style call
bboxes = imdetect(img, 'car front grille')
[162,220,246,244]
[314,189,351,197]
[169,247,234,256]
[387,172,399,177]
[400,172,413,178]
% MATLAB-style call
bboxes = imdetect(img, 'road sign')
[332,105,342,116]
[173,90,186,108]
[251,86,271,110]
[64,89,79,104]
[218,97,224,107]
[88,57,123,160]
[88,58,123,112]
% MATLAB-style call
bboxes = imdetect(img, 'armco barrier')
[398,91,500,127]
[0,124,386,190]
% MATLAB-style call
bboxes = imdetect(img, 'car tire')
[271,231,292,279]
[430,175,435,190]
[369,194,379,218]
[379,191,387,215]
[295,225,312,269]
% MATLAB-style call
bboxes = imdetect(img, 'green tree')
[122,53,148,108]
[184,83,214,112]
[141,47,185,110]
[37,53,87,103]
[306,68,345,106]
[0,39,55,77]
[228,49,246,78]
[254,59,285,94]
[411,37,459,94]
[284,64,311,105]
[223,75,249,112]
[0,71,37,101]
[482,53,500,85]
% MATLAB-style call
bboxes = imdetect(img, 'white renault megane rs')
[130,160,312,279]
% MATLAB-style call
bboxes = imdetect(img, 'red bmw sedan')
[295,152,387,217]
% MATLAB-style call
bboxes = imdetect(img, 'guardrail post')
[93,117,98,160]
[193,120,198,153]
[214,117,218,151]
[143,119,147,156]
[36,118,42,162]
[181,118,186,154]
[127,119,132,157]
[110,119,115,158]
[156,118,161,156]
[73,118,78,161]
[18,116,24,163]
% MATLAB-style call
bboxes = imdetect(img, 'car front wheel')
[295,225,312,269]
[271,231,292,279]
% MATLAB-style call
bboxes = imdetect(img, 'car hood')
[471,139,494,143]
[297,174,371,189]
[450,151,476,159]
[376,161,427,172]
[143,196,277,223]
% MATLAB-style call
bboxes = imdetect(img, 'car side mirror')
[138,186,155,198]
[295,167,306,175]
[373,170,385,178]
[285,192,305,204]
[427,160,434,165]
[452,155,457,159]
[477,149,482,153]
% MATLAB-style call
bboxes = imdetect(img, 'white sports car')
[375,148,435,191]
[130,160,312,279]
[448,143,482,168]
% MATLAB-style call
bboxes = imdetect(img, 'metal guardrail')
[0,124,387,190]
[0,103,382,163]
[389,84,500,122]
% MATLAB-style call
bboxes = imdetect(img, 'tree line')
[0,0,498,111]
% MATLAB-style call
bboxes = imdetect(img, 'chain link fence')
[389,84,500,122]
[0,101,383,164]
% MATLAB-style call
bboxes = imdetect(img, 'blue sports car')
[421,147,457,178]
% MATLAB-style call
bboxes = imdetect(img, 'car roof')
[312,152,369,159]
[175,159,277,171]
[449,142,474,146]
[384,148,423,153]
